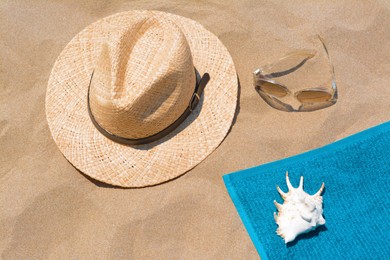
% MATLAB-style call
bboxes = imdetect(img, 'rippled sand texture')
[2,1,390,259]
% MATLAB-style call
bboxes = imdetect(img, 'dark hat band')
[87,70,210,145]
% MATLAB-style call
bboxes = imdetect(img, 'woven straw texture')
[89,15,196,139]
[45,10,238,187]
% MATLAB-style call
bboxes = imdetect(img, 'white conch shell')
[274,172,325,243]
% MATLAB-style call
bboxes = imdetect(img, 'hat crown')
[89,14,196,139]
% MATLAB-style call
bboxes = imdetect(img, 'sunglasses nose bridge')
[289,95,304,111]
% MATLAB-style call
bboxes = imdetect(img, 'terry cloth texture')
[223,121,390,260]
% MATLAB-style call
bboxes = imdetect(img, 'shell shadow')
[286,225,328,247]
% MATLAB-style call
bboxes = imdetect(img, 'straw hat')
[46,10,238,187]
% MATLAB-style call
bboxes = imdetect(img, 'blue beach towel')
[223,122,390,259]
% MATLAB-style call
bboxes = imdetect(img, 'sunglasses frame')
[253,36,338,112]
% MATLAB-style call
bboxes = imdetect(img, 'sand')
[1,0,390,259]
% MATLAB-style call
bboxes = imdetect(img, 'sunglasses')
[253,36,337,112]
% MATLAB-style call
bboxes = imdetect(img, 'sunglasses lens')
[296,90,332,103]
[257,81,288,98]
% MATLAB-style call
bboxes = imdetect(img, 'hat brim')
[46,10,238,187]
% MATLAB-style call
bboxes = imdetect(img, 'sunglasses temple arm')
[253,52,315,80]
[318,35,337,94]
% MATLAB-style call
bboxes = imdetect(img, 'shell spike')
[276,228,284,239]
[313,182,325,197]
[285,171,294,191]
[276,185,287,199]
[274,174,326,244]
[298,176,304,190]
[274,200,282,211]
[274,212,278,222]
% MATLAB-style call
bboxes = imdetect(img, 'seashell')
[274,172,326,243]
